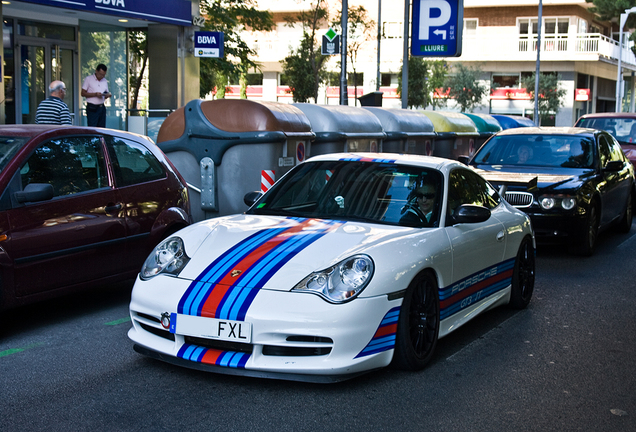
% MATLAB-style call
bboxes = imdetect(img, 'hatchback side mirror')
[15,183,54,203]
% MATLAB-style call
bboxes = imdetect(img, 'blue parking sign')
[194,31,224,58]
[411,0,463,57]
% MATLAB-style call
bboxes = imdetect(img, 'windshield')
[248,160,443,228]
[0,136,28,173]
[473,134,595,168]
[576,116,636,145]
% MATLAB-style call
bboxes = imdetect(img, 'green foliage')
[397,57,448,109]
[279,0,330,103]
[129,30,148,112]
[520,72,566,125]
[587,0,636,53]
[199,0,274,98]
[443,63,488,112]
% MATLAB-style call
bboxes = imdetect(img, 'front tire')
[616,191,633,234]
[392,271,440,371]
[574,202,599,256]
[509,237,535,309]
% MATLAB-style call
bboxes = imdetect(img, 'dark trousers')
[86,103,106,127]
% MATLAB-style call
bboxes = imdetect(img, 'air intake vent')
[504,191,533,208]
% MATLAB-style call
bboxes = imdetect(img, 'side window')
[106,136,166,187]
[448,168,500,217]
[607,136,626,163]
[20,136,107,197]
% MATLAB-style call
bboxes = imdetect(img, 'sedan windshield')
[0,136,28,173]
[248,160,443,227]
[473,134,595,168]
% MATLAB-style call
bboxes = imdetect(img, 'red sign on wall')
[575,88,591,101]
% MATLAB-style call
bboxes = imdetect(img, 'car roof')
[495,126,597,137]
[0,124,153,143]
[305,152,465,171]
[577,112,636,119]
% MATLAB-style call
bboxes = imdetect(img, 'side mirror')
[604,160,623,172]
[457,155,470,165]
[244,190,263,207]
[15,183,54,203]
[451,204,491,224]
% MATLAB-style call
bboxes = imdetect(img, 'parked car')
[574,112,636,165]
[0,125,191,310]
[467,127,635,255]
[128,152,535,382]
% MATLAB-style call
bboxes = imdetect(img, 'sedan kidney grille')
[504,191,534,208]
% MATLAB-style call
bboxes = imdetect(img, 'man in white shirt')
[81,63,111,127]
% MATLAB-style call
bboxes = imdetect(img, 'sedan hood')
[473,165,591,191]
[178,214,410,292]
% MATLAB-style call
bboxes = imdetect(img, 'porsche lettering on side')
[128,153,535,382]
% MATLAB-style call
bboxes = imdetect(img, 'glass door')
[19,44,45,124]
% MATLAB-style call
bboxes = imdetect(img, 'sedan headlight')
[292,255,374,303]
[539,195,577,211]
[140,236,190,280]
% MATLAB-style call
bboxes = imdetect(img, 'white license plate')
[171,313,252,343]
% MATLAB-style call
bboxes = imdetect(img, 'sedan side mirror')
[15,183,54,203]
[244,190,263,207]
[603,160,624,172]
[451,204,491,224]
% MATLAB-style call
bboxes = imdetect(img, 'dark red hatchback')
[0,125,191,310]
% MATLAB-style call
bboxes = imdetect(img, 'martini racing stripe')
[178,218,343,320]
[339,156,396,163]
[177,344,250,368]
[355,306,400,358]
[439,258,515,320]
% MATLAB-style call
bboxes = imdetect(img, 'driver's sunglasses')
[415,191,435,199]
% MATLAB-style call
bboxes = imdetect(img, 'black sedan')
[466,127,635,255]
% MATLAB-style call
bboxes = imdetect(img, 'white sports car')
[128,153,535,382]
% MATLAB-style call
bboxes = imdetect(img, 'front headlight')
[292,255,374,303]
[140,236,190,280]
[539,195,577,211]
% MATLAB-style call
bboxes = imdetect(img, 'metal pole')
[533,0,542,126]
[376,0,381,91]
[340,0,348,105]
[401,0,410,109]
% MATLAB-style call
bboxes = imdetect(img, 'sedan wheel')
[575,203,599,256]
[393,272,440,371]
[616,192,633,234]
[509,237,535,309]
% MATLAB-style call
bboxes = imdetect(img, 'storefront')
[1,0,198,131]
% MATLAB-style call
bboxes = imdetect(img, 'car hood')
[176,214,416,292]
[473,165,592,191]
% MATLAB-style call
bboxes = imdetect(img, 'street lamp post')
[615,6,636,113]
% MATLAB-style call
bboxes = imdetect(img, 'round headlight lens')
[561,197,577,210]
[141,236,190,280]
[540,197,556,210]
[293,255,374,303]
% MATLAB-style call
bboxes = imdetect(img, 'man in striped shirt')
[35,81,72,125]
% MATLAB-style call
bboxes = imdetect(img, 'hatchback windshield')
[248,160,443,227]
[473,134,595,168]
[0,136,28,173]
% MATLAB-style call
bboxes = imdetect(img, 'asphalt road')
[2,226,635,432]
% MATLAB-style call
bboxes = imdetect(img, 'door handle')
[105,203,122,214]
[496,230,505,242]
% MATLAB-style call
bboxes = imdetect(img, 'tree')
[280,0,330,103]
[128,30,148,113]
[397,57,448,109]
[587,0,636,53]
[520,72,567,125]
[443,63,488,112]
[332,6,375,105]
[199,0,274,98]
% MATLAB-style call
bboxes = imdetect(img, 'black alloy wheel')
[616,192,633,234]
[509,237,535,309]
[574,203,599,256]
[393,271,440,371]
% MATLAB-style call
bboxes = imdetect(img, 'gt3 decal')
[177,344,250,368]
[178,218,343,321]
[439,258,515,320]
[355,306,400,358]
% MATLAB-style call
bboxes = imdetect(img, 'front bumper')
[524,211,586,244]
[128,275,402,382]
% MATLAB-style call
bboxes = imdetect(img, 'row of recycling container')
[156,99,536,221]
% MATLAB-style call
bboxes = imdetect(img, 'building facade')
[233,0,636,127]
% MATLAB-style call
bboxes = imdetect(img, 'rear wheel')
[616,192,633,234]
[392,271,440,371]
[509,237,535,309]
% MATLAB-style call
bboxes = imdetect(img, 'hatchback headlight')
[140,236,190,280]
[292,255,374,303]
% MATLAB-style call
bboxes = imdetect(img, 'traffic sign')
[411,0,463,57]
